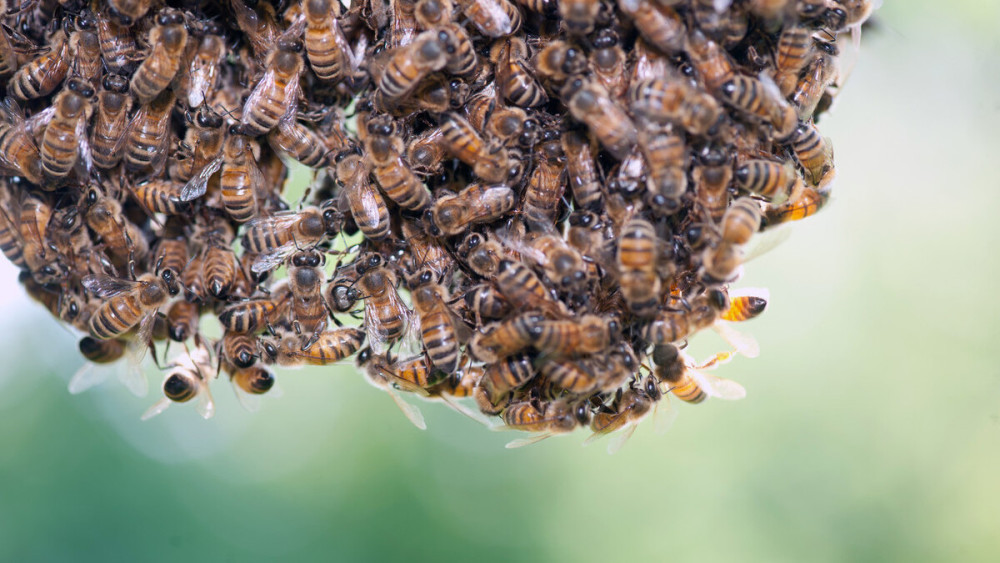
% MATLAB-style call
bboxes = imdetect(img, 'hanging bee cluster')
[0,0,870,448]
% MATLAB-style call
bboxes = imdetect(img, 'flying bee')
[241,204,344,274]
[377,29,448,101]
[469,312,543,364]
[356,348,428,430]
[735,159,797,203]
[533,40,587,88]
[789,121,834,185]
[171,107,226,184]
[585,375,662,454]
[628,78,722,136]
[522,133,566,230]
[720,287,769,323]
[335,152,391,241]
[124,89,176,174]
[504,397,593,448]
[762,185,832,228]
[638,122,687,216]
[287,249,329,341]
[8,29,69,101]
[268,117,329,168]
[364,119,432,212]
[82,273,169,346]
[455,0,519,38]
[130,10,188,103]
[141,345,217,421]
[491,37,546,108]
[353,253,411,355]
[617,216,662,318]
[621,0,686,55]
[438,112,514,184]
[239,41,304,137]
[425,183,516,237]
[180,25,225,108]
[37,78,94,180]
[562,77,637,160]
[222,330,259,370]
[790,45,839,120]
[260,327,366,366]
[653,345,746,404]
[95,10,139,73]
[90,74,132,171]
[409,268,464,374]
[165,299,200,343]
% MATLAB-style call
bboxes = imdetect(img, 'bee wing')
[251,245,295,275]
[195,381,216,419]
[437,394,494,427]
[0,96,25,124]
[712,322,760,358]
[505,433,553,449]
[386,386,427,430]
[180,156,224,201]
[653,395,679,435]
[140,397,171,421]
[75,116,92,176]
[607,422,637,455]
[81,274,140,298]
[232,382,263,413]
[742,223,792,263]
[24,105,55,133]
[688,368,746,401]
[68,361,111,394]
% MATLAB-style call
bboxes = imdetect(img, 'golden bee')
[561,77,637,160]
[130,10,188,103]
[424,183,516,237]
[241,204,344,274]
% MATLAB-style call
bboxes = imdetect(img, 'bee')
[589,29,628,101]
[762,185,831,228]
[38,78,94,180]
[690,0,748,47]
[356,347,428,430]
[404,126,447,175]
[438,112,515,183]
[95,11,139,73]
[165,299,200,343]
[90,74,133,170]
[462,283,510,323]
[469,312,542,363]
[628,78,722,136]
[560,130,603,211]
[734,159,797,202]
[414,0,453,28]
[685,28,737,94]
[364,119,432,212]
[438,24,478,78]
[222,330,259,369]
[521,233,591,293]
[410,268,463,373]
[494,258,566,316]
[83,186,147,263]
[640,290,726,345]
[130,10,188,103]
[522,133,566,230]
[719,74,797,139]
[621,0,686,55]
[504,397,592,448]
[790,45,839,120]
[230,365,275,396]
[774,24,815,96]
[124,89,176,174]
[720,287,769,323]
[585,375,661,453]
[638,122,687,216]
[180,25,226,108]
[150,230,187,294]
[617,216,662,318]
[142,345,216,421]
[559,0,600,35]
[108,0,154,26]
[354,252,411,355]
[82,273,169,343]
[70,16,102,85]
[561,77,637,160]
[131,179,189,216]
[567,210,615,268]
[455,0,519,38]
[534,314,618,359]
[491,37,546,108]
[171,107,226,184]
[326,260,362,314]
[399,218,454,279]
[198,220,240,299]
[335,152,391,241]
[287,249,328,339]
[239,41,304,137]
[455,231,505,278]
[13,195,66,284]
[789,121,834,185]
[0,101,44,185]
[181,252,206,303]
[425,183,516,237]
[0,197,25,270]
[302,0,355,83]
[260,327,366,366]
[267,117,329,168]
[68,335,148,397]
[218,297,282,334]
[8,30,70,101]
[533,40,587,88]
[540,356,597,395]
[693,144,732,223]
[377,29,448,101]
[241,204,343,274]
[653,345,746,404]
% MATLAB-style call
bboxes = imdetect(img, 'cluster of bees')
[0,0,870,449]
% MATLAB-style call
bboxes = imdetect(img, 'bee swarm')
[1,0,869,446]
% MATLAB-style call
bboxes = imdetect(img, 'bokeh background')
[1,2,998,561]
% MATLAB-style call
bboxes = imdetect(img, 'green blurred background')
[2,2,999,561]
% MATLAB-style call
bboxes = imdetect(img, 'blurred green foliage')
[2,3,999,561]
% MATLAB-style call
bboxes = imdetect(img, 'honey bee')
[534,314,618,359]
[640,289,726,345]
[491,37,546,108]
[437,24,478,78]
[409,268,463,373]
[455,231,505,277]
[171,107,226,184]
[561,130,603,210]
[567,210,615,269]
[356,347,428,430]
[241,204,344,273]
[230,365,275,397]
[230,0,282,62]
[124,89,176,174]
[559,0,600,35]
[455,0,519,38]
[11,194,62,285]
[8,30,70,101]
[719,74,797,139]
[364,120,432,212]
[131,179,189,216]
[691,0,748,47]
[302,0,355,83]
[425,183,516,237]
[166,299,200,343]
[108,0,153,26]
[637,122,687,216]
[94,10,139,73]
[522,134,566,230]
[414,0,452,28]
[260,327,366,366]
[221,330,259,369]
[469,312,542,363]
[585,375,661,453]
[90,74,132,170]
[151,232,187,294]
[762,185,831,228]
[180,25,225,108]
[438,112,514,184]
[287,249,328,339]
[734,159,797,203]
[377,29,448,101]
[399,215,454,279]
[0,104,43,185]
[218,296,283,334]
[267,117,329,168]
[532,40,587,88]
[504,397,592,448]
[589,29,627,101]
[70,16,102,85]
[521,233,592,294]
[790,45,839,120]
[653,345,746,404]
[561,77,637,160]
[335,152,391,241]
[685,28,736,94]
[354,252,411,355]
[774,24,815,96]
[38,78,94,180]
[617,216,662,317]
[0,197,25,270]
[239,41,304,137]
[82,273,169,344]
[0,22,17,79]
[130,10,188,103]
[692,144,732,223]
[68,336,131,396]
[83,186,147,263]
[789,121,834,185]
[620,0,686,55]
[142,344,216,421]
[198,221,240,299]
[628,77,722,136]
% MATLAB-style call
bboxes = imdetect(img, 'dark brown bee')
[240,42,305,136]
[39,78,94,180]
[491,37,546,108]
[562,77,637,160]
[336,152,391,241]
[124,89,176,174]
[130,10,188,103]
[425,183,516,237]
[166,299,200,343]
[410,268,462,374]
[8,30,70,101]
[90,74,133,171]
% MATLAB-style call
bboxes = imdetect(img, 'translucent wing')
[121,314,154,397]
[81,274,139,298]
[506,433,553,449]
[251,244,296,275]
[364,301,390,356]
[140,397,171,421]
[688,368,746,401]
[180,156,223,201]
[742,224,792,263]
[24,105,55,132]
[712,322,759,358]
[68,362,111,394]
[653,395,679,435]
[195,382,215,419]
[241,69,277,129]
[607,423,637,455]
[386,386,426,430]
[75,116,92,176]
